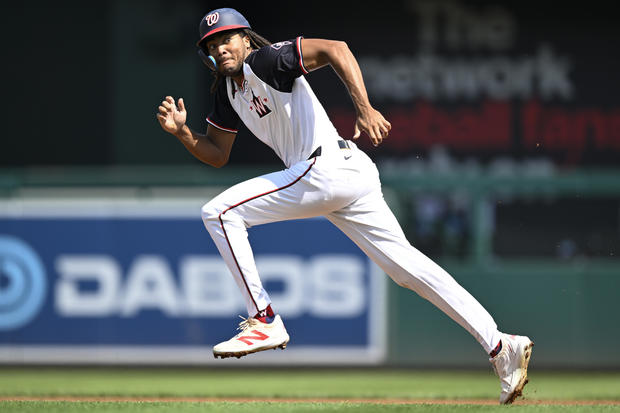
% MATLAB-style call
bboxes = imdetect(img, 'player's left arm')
[300,38,391,146]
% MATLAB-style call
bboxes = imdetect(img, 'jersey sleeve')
[245,36,309,93]
[207,78,241,133]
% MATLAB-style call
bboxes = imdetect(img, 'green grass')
[1,402,620,413]
[1,368,619,412]
[1,368,619,400]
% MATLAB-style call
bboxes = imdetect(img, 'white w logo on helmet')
[206,12,220,26]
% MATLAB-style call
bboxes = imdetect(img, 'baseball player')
[156,8,534,404]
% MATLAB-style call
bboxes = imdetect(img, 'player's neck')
[232,74,245,88]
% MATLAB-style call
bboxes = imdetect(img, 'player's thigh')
[203,160,333,226]
[326,189,409,255]
[327,191,451,292]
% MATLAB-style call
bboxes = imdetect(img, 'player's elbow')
[196,150,228,168]
[212,161,228,168]
[325,40,350,60]
[333,40,349,51]
[198,143,230,168]
[208,154,229,168]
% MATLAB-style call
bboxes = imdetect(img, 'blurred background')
[1,0,619,369]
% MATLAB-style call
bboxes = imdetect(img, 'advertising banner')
[0,199,386,365]
[303,0,620,168]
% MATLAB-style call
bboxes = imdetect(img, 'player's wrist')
[354,102,373,117]
[172,123,189,138]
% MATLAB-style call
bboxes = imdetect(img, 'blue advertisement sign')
[0,200,385,365]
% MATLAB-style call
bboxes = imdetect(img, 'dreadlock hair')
[208,29,272,93]
[245,29,272,49]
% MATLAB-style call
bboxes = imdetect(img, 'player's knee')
[202,202,231,240]
[385,268,431,300]
[201,200,247,234]
[201,202,221,227]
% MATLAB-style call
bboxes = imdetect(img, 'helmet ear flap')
[198,49,217,71]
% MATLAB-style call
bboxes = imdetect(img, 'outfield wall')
[382,169,620,368]
[0,168,619,368]
[0,196,386,366]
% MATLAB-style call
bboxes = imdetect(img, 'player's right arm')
[157,96,235,168]
[300,38,391,147]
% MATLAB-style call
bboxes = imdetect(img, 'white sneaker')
[213,315,290,359]
[490,333,534,404]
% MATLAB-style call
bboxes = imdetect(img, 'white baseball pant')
[201,140,501,353]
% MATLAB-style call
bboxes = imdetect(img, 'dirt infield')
[2,396,619,405]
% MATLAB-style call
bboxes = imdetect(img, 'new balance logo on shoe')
[237,330,269,345]
[213,314,290,359]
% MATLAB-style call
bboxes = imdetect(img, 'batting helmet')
[196,8,251,71]
[196,8,251,47]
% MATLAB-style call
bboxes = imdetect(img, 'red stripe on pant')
[218,158,317,313]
